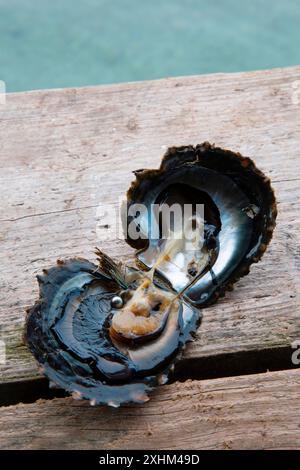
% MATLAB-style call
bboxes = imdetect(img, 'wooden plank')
[0,369,300,450]
[0,66,300,386]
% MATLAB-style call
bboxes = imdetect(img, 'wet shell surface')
[26,257,199,406]
[126,143,277,306]
[25,143,276,406]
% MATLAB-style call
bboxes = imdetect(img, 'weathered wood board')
[0,66,300,391]
[1,369,299,450]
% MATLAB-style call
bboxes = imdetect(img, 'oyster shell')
[125,143,277,306]
[25,142,276,406]
[26,256,199,406]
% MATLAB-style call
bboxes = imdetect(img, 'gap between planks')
[0,368,299,450]
[0,344,298,407]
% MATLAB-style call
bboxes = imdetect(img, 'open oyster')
[25,143,276,406]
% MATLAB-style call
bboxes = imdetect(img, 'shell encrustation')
[25,143,276,406]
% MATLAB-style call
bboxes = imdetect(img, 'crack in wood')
[0,204,99,223]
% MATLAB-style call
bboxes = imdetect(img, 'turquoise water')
[1,0,300,92]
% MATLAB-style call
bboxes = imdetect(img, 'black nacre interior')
[26,259,199,406]
[126,144,277,306]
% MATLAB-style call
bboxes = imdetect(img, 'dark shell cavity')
[126,143,277,307]
[26,258,199,406]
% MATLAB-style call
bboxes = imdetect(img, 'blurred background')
[1,0,300,92]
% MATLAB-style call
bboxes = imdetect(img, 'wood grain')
[0,66,300,385]
[1,369,300,450]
